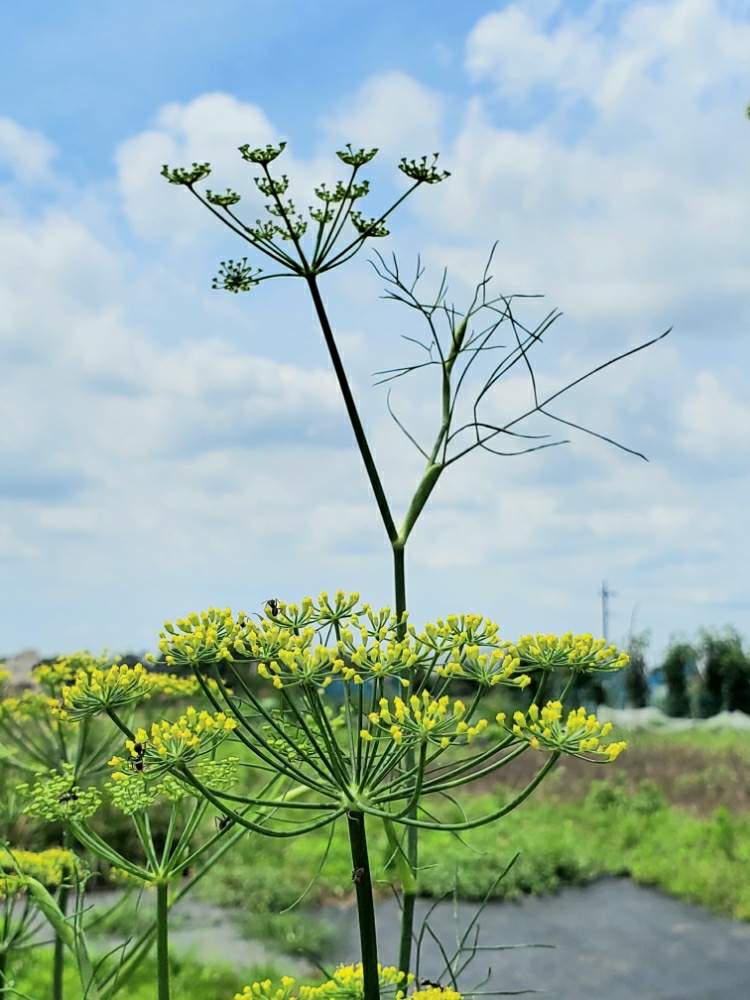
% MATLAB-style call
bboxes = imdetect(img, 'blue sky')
[1,0,749,662]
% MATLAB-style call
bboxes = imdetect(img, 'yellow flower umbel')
[61,662,153,719]
[334,635,416,686]
[109,708,237,779]
[32,651,112,694]
[0,846,80,887]
[157,607,252,667]
[437,644,530,690]
[264,596,318,631]
[314,590,361,628]
[414,613,502,655]
[257,631,342,689]
[0,691,63,723]
[361,691,488,749]
[509,632,630,673]
[234,964,416,1000]
[502,700,627,761]
[411,989,461,1000]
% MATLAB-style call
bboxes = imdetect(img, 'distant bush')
[625,633,650,708]
[698,628,750,716]
[662,641,695,717]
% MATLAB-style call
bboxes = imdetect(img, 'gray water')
[323,879,750,1000]
[93,879,750,998]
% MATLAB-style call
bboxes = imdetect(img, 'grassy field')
[204,725,750,953]
[6,952,281,1000]
[6,728,748,998]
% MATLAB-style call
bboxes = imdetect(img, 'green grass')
[207,778,750,928]
[628,725,750,754]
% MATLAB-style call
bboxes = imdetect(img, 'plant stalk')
[53,884,68,1000]
[306,275,398,545]
[156,881,170,1000]
[53,825,71,1000]
[347,810,380,1000]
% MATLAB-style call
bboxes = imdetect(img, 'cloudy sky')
[1,0,748,661]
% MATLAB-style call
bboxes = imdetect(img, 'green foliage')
[661,641,694,717]
[6,948,282,1000]
[698,628,750,716]
[206,775,750,925]
[624,632,650,708]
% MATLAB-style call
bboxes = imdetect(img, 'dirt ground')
[468,742,750,815]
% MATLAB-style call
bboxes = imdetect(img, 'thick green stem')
[347,811,380,1000]
[398,464,442,549]
[398,825,418,976]
[53,884,68,1000]
[156,882,170,1000]
[306,275,398,545]
[393,543,406,638]
[52,824,72,1000]
[393,540,418,976]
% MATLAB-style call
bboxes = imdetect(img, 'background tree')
[698,628,750,716]
[625,632,650,708]
[661,641,694,717]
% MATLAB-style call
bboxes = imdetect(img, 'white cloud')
[677,371,750,460]
[4,1,750,658]
[0,117,57,183]
[116,92,277,242]
[321,71,444,156]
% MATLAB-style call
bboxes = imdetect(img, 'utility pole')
[600,580,625,707]
[600,580,612,641]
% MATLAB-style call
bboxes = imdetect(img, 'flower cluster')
[206,187,242,207]
[398,153,450,184]
[0,691,62,722]
[502,701,628,761]
[106,756,238,815]
[108,708,237,779]
[238,141,286,164]
[161,162,211,185]
[233,965,422,1000]
[155,601,630,699]
[439,646,529,690]
[59,660,216,719]
[61,662,153,719]
[415,614,502,652]
[0,846,80,887]
[336,145,378,167]
[212,258,262,293]
[32,651,112,693]
[17,764,102,822]
[348,211,389,238]
[361,692,487,748]
[258,634,341,689]
[0,874,23,899]
[509,633,630,673]
[157,608,246,666]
